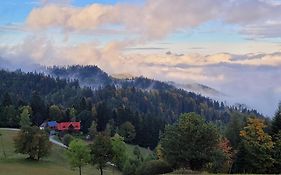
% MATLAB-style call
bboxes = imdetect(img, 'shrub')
[123,158,139,175]
[136,160,173,175]
[62,134,74,146]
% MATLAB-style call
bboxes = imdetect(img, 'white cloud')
[26,0,223,40]
[2,36,281,116]
[25,0,281,39]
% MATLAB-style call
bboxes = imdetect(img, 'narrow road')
[49,135,68,149]
[0,128,20,131]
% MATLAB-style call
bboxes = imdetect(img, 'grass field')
[0,129,121,175]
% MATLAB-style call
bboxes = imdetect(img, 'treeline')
[157,108,281,174]
[0,69,262,149]
[12,108,281,174]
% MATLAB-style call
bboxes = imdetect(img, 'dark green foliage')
[94,102,111,131]
[271,103,281,137]
[161,113,220,170]
[90,134,113,175]
[88,121,98,139]
[271,131,281,173]
[30,91,47,126]
[62,134,74,146]
[111,134,127,170]
[77,110,94,134]
[225,112,246,149]
[136,160,173,175]
[133,146,142,162]
[14,126,51,160]
[118,121,136,143]
[207,149,229,173]
[0,68,263,150]
[49,105,63,121]
[2,92,12,106]
[122,158,139,175]
[0,105,19,128]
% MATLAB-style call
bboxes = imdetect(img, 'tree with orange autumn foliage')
[233,117,273,173]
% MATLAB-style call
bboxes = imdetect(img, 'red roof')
[57,122,80,131]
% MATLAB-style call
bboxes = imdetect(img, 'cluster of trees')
[229,104,281,173]
[156,106,281,174]
[4,68,279,174]
[66,130,171,175]
[14,110,51,161]
[64,109,281,175]
[0,69,261,150]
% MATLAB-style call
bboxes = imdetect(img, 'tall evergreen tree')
[30,91,46,126]
[2,92,12,106]
[271,103,281,137]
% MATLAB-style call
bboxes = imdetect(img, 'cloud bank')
[26,0,281,39]
[1,35,281,116]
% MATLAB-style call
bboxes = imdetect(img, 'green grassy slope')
[0,130,121,175]
[125,144,153,159]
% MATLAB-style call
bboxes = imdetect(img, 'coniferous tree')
[2,92,12,106]
[271,103,281,137]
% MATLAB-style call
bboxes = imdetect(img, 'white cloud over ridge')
[1,35,281,117]
[2,0,281,116]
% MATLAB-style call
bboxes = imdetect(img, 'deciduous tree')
[234,118,273,173]
[19,106,32,128]
[161,112,220,170]
[118,121,136,143]
[111,134,127,170]
[90,134,113,175]
[14,126,51,160]
[66,139,90,175]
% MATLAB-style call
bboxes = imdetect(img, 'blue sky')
[1,0,281,53]
[1,0,281,116]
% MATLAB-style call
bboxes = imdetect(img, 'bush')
[136,160,173,175]
[62,134,74,146]
[123,158,139,175]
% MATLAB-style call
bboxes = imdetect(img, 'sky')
[1,0,281,116]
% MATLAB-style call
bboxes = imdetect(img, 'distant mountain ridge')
[46,65,223,97]
[0,57,223,97]
[167,81,224,98]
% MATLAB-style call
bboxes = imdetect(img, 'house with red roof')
[57,122,81,131]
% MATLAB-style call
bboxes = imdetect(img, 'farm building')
[40,121,80,132]
[57,122,80,131]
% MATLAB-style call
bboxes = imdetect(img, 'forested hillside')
[0,69,262,148]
